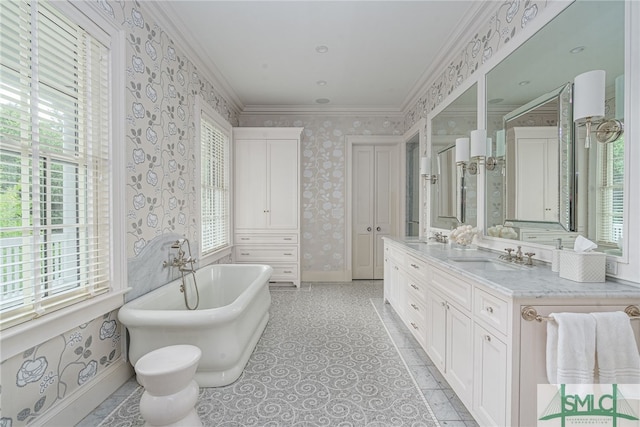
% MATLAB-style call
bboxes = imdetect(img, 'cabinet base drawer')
[431,266,472,311]
[270,265,298,281]
[236,234,298,244]
[234,246,297,262]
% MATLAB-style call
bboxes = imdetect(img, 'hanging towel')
[546,312,596,384]
[591,311,640,384]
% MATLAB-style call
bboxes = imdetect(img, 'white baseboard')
[33,358,134,427]
[302,270,352,282]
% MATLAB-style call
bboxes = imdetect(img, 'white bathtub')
[118,264,272,387]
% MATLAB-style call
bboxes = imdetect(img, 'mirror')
[405,134,420,236]
[485,0,624,254]
[431,83,477,229]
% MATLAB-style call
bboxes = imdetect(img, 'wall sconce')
[455,137,471,174]
[469,129,491,175]
[486,129,506,171]
[420,156,437,184]
[573,70,624,147]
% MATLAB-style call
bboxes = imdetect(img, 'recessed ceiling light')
[315,98,330,104]
[488,98,504,104]
[570,46,585,54]
[518,80,530,86]
[315,45,329,54]
[316,80,327,86]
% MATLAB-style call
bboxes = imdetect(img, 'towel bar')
[521,305,640,322]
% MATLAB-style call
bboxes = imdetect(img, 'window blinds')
[0,0,111,329]
[596,137,624,245]
[200,114,230,255]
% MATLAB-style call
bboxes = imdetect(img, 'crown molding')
[143,2,244,115]
[240,104,404,117]
[400,0,493,114]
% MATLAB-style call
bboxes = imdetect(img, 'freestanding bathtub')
[118,264,272,387]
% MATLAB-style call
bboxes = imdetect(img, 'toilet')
[134,344,203,427]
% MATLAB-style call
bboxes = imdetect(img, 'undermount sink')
[449,257,527,271]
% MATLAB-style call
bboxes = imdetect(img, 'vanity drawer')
[430,266,472,312]
[404,299,427,348]
[235,234,298,244]
[270,264,298,281]
[405,292,427,325]
[474,288,509,336]
[234,246,297,262]
[406,277,427,305]
[405,254,429,282]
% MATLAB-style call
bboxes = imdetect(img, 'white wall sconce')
[574,70,624,148]
[469,129,491,175]
[420,156,437,184]
[455,137,471,174]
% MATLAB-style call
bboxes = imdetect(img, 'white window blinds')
[596,137,624,245]
[200,113,230,255]
[0,0,112,329]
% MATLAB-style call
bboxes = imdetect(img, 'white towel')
[546,312,596,384]
[591,311,640,384]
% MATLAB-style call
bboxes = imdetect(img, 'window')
[596,136,624,246]
[1,0,113,330]
[197,101,231,257]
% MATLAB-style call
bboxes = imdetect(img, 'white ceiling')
[155,1,479,112]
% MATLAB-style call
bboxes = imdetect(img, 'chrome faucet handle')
[524,252,535,266]
[504,248,514,261]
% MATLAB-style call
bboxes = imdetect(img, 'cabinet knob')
[283,270,292,274]
[241,252,250,256]
[485,335,492,342]
[376,226,381,232]
[284,253,293,256]
[441,301,446,307]
[410,322,419,330]
[411,284,419,291]
[367,227,372,232]
[394,266,399,271]
[486,306,494,314]
[411,303,419,311]
[410,263,419,269]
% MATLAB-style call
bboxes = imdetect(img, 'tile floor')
[77,282,478,427]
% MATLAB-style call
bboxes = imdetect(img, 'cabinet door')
[267,139,298,229]
[473,324,507,427]
[425,289,447,372]
[235,139,267,229]
[446,303,473,406]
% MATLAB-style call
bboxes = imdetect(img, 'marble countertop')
[384,237,640,299]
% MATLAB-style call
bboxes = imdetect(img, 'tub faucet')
[163,239,197,271]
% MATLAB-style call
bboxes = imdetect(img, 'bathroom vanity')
[383,237,640,427]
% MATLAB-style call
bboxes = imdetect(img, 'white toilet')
[134,344,203,427]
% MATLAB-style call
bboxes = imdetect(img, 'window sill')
[200,246,232,267]
[0,289,128,361]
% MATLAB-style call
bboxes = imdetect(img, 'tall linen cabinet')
[233,127,303,287]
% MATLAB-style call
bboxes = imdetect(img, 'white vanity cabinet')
[383,238,640,426]
[233,127,303,286]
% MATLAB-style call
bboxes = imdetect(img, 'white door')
[353,145,398,279]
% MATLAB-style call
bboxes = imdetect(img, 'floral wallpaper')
[0,312,121,426]
[97,0,240,260]
[239,115,403,275]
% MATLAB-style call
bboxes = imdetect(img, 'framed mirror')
[430,83,477,230]
[485,0,624,254]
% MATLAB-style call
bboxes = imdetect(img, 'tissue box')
[559,250,606,282]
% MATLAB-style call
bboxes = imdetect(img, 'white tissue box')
[559,250,606,282]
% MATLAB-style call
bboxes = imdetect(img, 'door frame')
[345,135,403,281]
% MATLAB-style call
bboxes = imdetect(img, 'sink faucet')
[515,246,523,263]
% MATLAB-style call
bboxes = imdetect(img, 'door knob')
[367,227,372,232]
[376,226,381,231]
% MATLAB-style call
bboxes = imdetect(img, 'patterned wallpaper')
[239,115,403,275]
[0,312,121,426]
